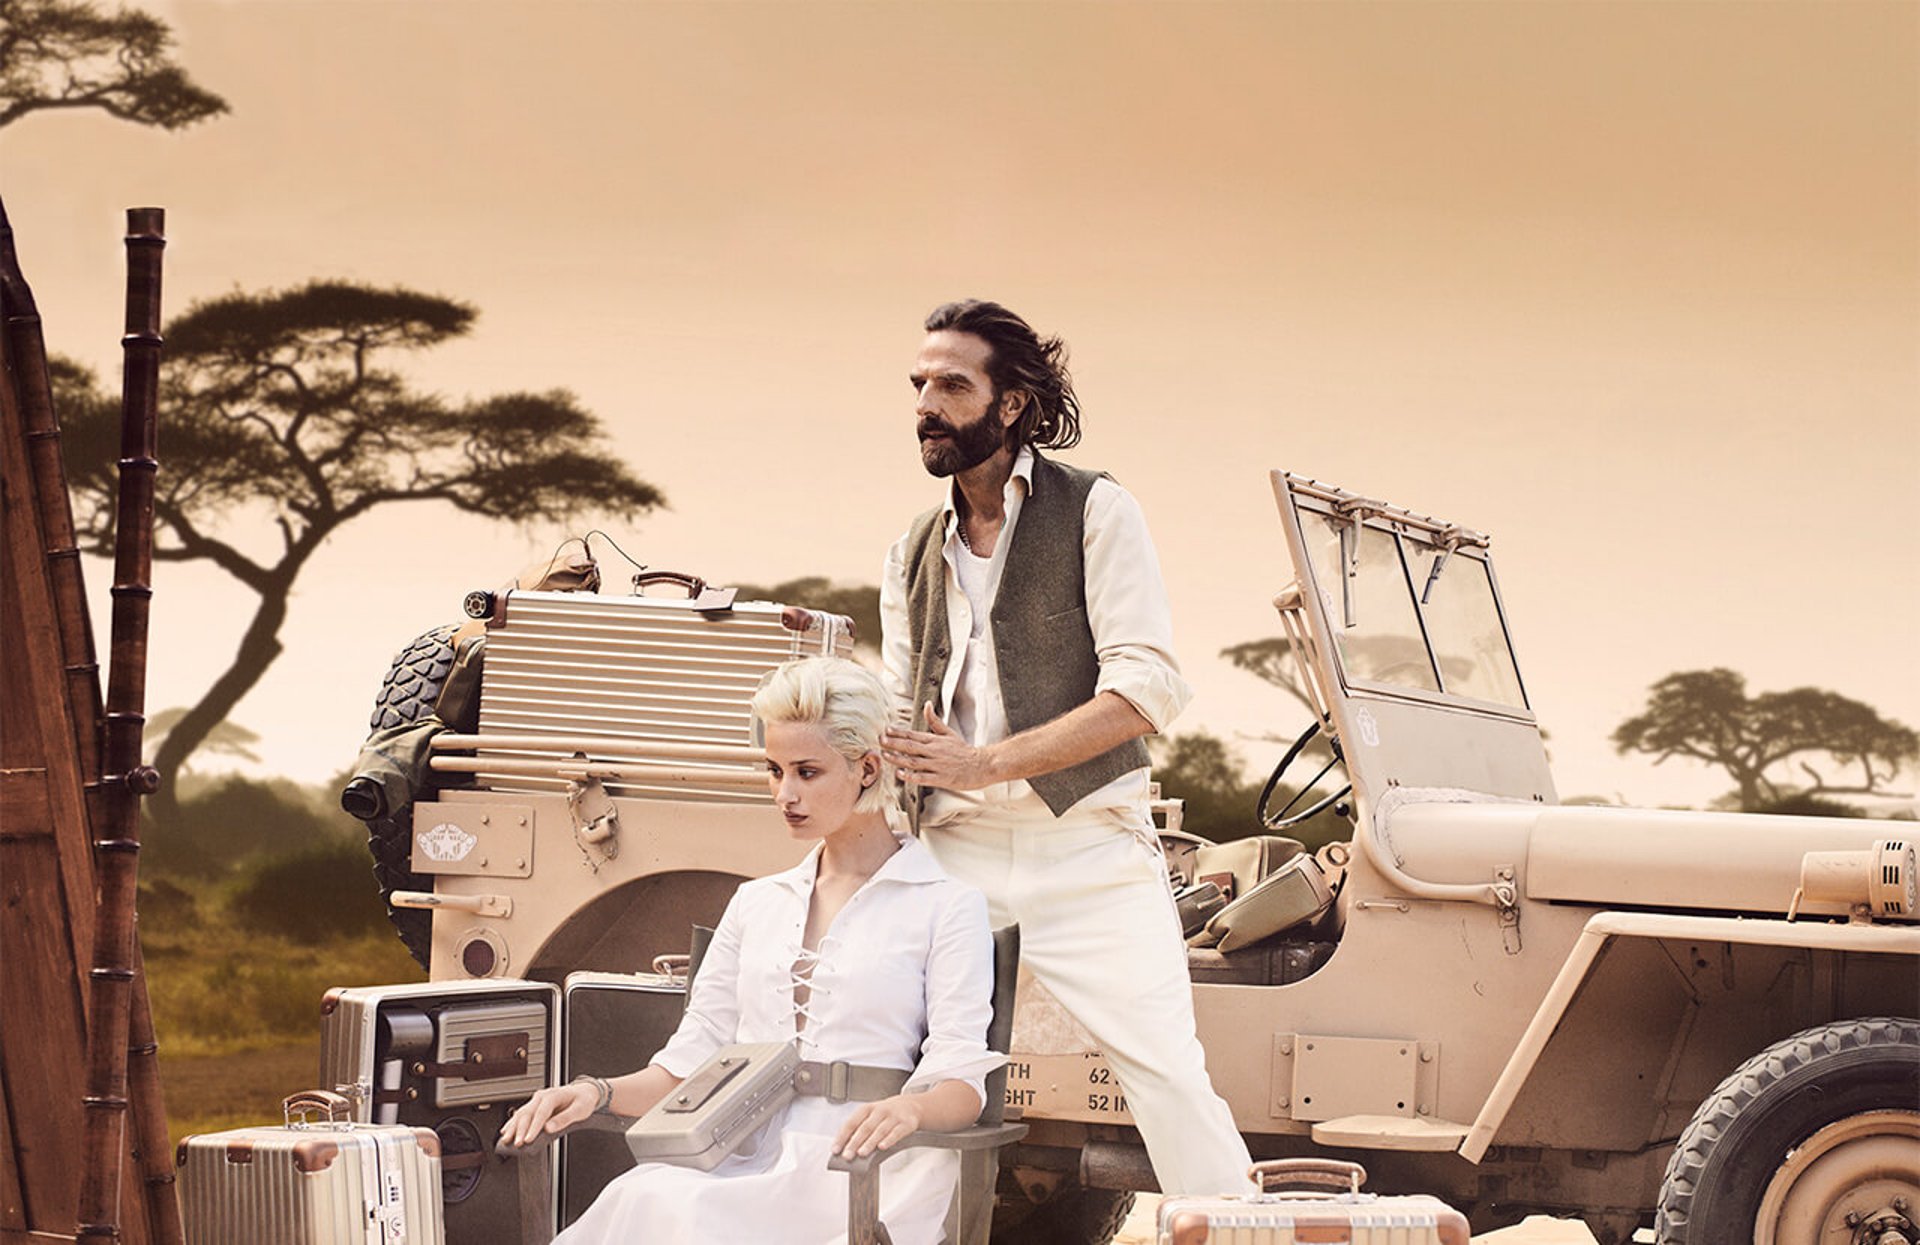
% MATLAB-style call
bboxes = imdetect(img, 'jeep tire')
[1656,1015,1920,1244]
[362,623,460,969]
[992,1186,1135,1245]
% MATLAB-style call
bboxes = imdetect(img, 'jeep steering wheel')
[1257,720,1353,831]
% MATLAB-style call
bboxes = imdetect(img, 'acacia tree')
[54,281,662,817]
[1612,668,1917,810]
[0,0,227,129]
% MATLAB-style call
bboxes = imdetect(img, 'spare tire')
[356,624,460,969]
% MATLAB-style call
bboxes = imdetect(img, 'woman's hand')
[498,1081,597,1150]
[832,1093,928,1160]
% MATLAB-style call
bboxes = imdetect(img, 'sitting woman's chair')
[502,924,1025,1245]
[829,924,1026,1245]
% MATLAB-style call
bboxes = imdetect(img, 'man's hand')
[833,1093,928,1160]
[883,705,999,791]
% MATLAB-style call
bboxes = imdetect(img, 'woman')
[500,656,1001,1244]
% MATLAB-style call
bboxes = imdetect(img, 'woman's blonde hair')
[750,657,898,816]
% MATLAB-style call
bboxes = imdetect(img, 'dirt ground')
[1113,1194,1606,1243]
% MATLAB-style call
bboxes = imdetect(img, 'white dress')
[555,835,1001,1245]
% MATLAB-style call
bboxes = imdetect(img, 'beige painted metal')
[1524,805,1917,918]
[1752,1110,1920,1242]
[1459,911,1920,1163]
[1308,1115,1468,1152]
[408,800,535,877]
[419,788,808,982]
[1284,1034,1422,1123]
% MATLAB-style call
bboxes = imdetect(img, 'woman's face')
[763,720,877,841]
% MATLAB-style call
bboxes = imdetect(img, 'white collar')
[940,445,1034,525]
[768,833,947,896]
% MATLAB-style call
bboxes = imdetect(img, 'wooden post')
[75,207,167,1245]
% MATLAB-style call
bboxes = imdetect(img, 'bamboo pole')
[76,207,169,1245]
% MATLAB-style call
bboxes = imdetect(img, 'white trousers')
[921,802,1254,1196]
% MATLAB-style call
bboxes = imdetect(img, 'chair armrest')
[827,1122,1028,1175]
[495,1112,639,1159]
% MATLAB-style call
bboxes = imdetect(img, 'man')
[879,299,1251,1196]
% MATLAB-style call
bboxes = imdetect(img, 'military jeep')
[353,472,1918,1245]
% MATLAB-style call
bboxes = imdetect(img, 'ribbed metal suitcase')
[176,1091,445,1245]
[467,587,855,802]
[559,969,689,1228]
[318,978,559,1244]
[1157,1160,1470,1245]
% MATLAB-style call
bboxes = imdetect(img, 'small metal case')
[319,978,558,1121]
[432,999,548,1108]
[177,1091,446,1245]
[623,1042,799,1172]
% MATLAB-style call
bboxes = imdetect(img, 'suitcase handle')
[632,569,707,596]
[630,570,738,611]
[1249,1157,1367,1194]
[284,1090,353,1127]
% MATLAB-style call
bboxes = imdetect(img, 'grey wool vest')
[902,453,1152,818]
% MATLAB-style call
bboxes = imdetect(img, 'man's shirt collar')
[941,446,1034,527]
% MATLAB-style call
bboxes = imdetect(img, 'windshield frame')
[1287,485,1535,723]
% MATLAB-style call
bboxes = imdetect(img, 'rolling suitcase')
[1157,1159,1469,1245]
[319,978,560,1244]
[176,1091,445,1245]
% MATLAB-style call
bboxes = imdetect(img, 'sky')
[7,0,1916,811]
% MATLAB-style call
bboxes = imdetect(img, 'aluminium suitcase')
[1157,1159,1469,1245]
[319,978,560,1244]
[176,1091,445,1245]
[463,585,856,803]
[560,969,689,1228]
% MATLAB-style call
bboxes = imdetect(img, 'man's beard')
[918,398,1007,478]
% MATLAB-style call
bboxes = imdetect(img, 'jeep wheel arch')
[1656,1016,1920,1245]
[527,869,747,980]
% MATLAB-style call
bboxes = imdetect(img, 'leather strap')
[792,1061,909,1105]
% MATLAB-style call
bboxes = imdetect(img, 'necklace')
[956,519,976,555]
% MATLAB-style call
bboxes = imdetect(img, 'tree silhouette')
[53,280,662,816]
[0,0,227,129]
[1612,668,1916,810]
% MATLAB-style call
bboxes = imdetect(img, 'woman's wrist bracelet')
[570,1074,613,1115]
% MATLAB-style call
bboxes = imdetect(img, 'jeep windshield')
[1290,481,1529,715]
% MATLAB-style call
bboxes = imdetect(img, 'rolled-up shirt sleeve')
[1083,478,1192,733]
[650,890,745,1077]
[903,884,1003,1113]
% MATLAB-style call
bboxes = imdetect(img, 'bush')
[228,838,388,943]
[1753,793,1866,818]
[147,774,352,878]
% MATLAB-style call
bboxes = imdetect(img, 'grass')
[139,847,426,1144]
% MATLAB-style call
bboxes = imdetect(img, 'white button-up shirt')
[652,834,1001,1103]
[880,448,1192,825]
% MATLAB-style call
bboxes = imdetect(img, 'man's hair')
[924,300,1082,452]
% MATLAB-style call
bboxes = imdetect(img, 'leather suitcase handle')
[1250,1156,1368,1193]
[284,1090,352,1126]
[632,570,707,597]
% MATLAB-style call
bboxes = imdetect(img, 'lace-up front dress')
[555,834,1001,1245]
